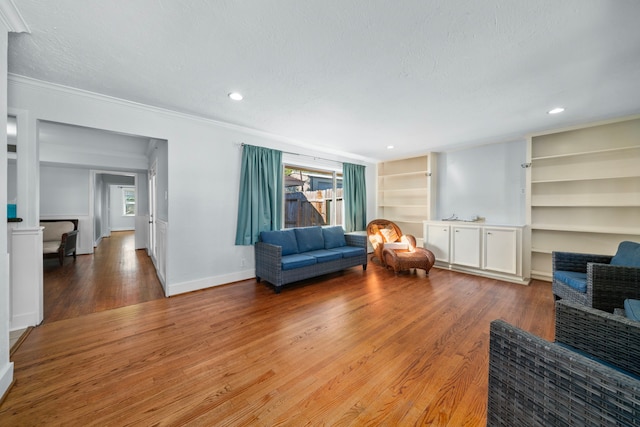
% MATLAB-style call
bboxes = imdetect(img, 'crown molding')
[0,0,30,33]
[8,74,376,164]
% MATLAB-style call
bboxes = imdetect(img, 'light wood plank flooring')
[43,231,165,323]
[2,256,555,425]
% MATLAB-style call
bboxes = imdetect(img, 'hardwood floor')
[2,257,555,426]
[43,231,165,323]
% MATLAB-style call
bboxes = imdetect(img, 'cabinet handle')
[455,230,459,232]
[487,232,492,235]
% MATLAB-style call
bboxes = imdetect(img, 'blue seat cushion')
[322,226,346,249]
[328,246,366,258]
[554,270,588,293]
[610,241,640,268]
[305,249,343,263]
[624,299,640,321]
[281,254,317,270]
[260,229,299,256]
[294,226,325,252]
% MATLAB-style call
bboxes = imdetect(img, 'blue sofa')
[255,226,368,293]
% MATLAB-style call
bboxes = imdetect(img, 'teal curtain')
[235,145,283,245]
[343,163,367,232]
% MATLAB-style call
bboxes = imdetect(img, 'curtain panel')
[343,162,367,232]
[235,145,283,245]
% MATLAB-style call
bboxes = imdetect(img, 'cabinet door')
[425,224,450,262]
[484,228,517,274]
[451,226,481,268]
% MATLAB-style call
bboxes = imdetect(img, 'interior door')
[148,163,157,260]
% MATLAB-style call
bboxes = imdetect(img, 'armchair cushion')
[260,229,298,255]
[624,298,640,321]
[553,270,587,293]
[610,241,640,268]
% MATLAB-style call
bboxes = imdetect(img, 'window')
[122,187,135,216]
[284,166,342,228]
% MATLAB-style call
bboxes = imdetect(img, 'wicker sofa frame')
[255,232,368,293]
[487,300,640,426]
[552,250,640,313]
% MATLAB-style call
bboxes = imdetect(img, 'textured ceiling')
[7,0,640,161]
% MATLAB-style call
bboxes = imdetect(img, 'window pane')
[284,167,342,228]
[123,188,135,216]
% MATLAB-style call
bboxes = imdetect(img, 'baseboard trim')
[0,362,15,408]
[167,269,255,296]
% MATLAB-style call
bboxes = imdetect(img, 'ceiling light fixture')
[387,145,394,150]
[228,92,243,101]
[548,107,565,115]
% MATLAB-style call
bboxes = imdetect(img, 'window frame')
[283,163,343,229]
[122,187,136,217]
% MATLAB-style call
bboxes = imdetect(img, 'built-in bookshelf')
[527,116,640,281]
[377,154,436,246]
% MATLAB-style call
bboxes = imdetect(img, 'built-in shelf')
[531,145,640,161]
[527,116,640,280]
[377,154,436,242]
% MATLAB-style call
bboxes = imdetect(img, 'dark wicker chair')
[552,241,640,313]
[487,300,640,426]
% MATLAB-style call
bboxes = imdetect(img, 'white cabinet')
[483,227,518,274]
[451,225,481,268]
[424,221,528,284]
[425,223,450,262]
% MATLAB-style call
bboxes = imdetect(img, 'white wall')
[436,140,526,225]
[8,76,376,296]
[40,165,90,216]
[0,21,14,406]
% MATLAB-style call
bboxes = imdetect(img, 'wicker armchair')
[366,219,416,265]
[487,300,640,426]
[552,241,640,313]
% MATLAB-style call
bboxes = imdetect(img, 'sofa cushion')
[553,270,588,293]
[260,229,298,255]
[41,221,75,242]
[624,299,640,321]
[281,253,317,270]
[43,241,61,254]
[610,241,640,268]
[328,246,366,258]
[305,249,343,263]
[322,226,346,249]
[294,226,324,252]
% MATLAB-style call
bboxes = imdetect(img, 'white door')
[148,163,157,260]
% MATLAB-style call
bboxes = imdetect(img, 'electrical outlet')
[240,258,246,267]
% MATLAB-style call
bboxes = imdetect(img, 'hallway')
[43,231,165,323]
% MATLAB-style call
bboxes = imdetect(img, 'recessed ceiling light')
[548,107,565,115]
[387,145,394,150]
[228,92,243,101]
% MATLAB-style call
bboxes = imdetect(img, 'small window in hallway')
[122,187,135,216]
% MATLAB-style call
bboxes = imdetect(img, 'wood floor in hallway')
[43,230,165,323]
[2,258,555,426]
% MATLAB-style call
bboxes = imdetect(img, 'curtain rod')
[239,143,354,166]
